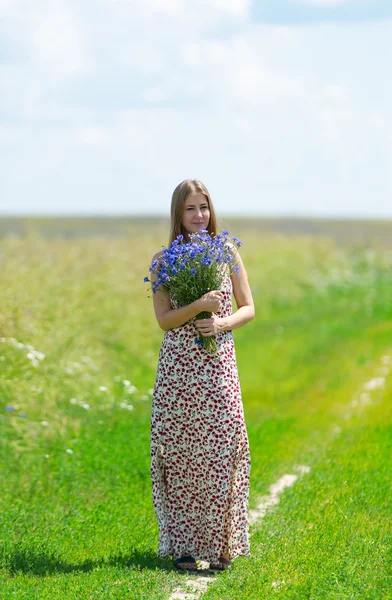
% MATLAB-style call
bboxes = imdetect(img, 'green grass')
[1,222,391,599]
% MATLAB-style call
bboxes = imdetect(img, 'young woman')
[149,179,255,572]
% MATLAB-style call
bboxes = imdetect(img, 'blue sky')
[1,0,391,217]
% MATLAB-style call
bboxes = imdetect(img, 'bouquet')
[144,229,243,354]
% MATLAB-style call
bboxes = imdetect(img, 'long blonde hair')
[169,179,218,246]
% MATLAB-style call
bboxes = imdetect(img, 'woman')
[149,179,255,572]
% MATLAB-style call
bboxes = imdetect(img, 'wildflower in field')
[123,380,137,394]
[6,405,15,412]
[66,448,73,454]
[364,377,384,390]
[81,403,90,410]
[69,398,78,405]
[145,229,242,354]
[19,412,27,418]
[1,337,45,367]
[119,401,134,410]
[41,421,48,426]
[99,386,108,392]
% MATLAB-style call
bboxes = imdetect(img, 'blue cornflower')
[6,405,14,412]
[233,265,240,273]
[195,339,202,345]
[171,267,177,275]
[232,236,243,246]
[222,230,229,236]
[190,268,197,275]
[180,264,185,271]
[143,276,149,282]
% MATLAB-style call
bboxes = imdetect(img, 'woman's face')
[181,192,210,234]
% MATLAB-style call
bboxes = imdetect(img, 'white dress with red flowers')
[150,273,251,565]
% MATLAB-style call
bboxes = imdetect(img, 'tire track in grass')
[168,464,311,600]
[167,352,392,600]
[332,353,391,433]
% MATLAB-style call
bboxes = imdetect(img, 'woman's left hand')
[194,314,223,336]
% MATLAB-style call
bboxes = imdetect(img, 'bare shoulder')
[150,249,165,267]
[226,240,238,253]
[152,249,164,260]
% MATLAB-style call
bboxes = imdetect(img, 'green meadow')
[1,217,391,599]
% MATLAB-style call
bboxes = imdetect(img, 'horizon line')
[1,213,392,222]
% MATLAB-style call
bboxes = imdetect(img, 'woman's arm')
[219,249,255,332]
[150,251,203,331]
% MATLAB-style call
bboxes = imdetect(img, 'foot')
[209,555,232,571]
[174,555,198,571]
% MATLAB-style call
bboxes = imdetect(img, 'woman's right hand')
[196,290,224,313]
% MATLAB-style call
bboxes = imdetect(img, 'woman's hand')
[194,314,224,336]
[196,290,223,313]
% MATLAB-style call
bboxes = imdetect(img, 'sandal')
[174,555,198,572]
[209,557,232,572]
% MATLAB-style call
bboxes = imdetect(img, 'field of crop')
[1,217,391,599]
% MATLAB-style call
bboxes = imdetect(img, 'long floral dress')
[150,273,251,565]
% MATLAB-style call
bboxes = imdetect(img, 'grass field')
[1,218,391,599]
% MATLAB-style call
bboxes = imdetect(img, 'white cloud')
[144,87,167,103]
[31,5,90,76]
[2,0,91,78]
[102,0,250,23]
[183,41,228,66]
[1,1,392,216]
[75,126,112,147]
[291,0,357,5]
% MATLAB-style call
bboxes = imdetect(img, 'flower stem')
[195,311,218,355]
